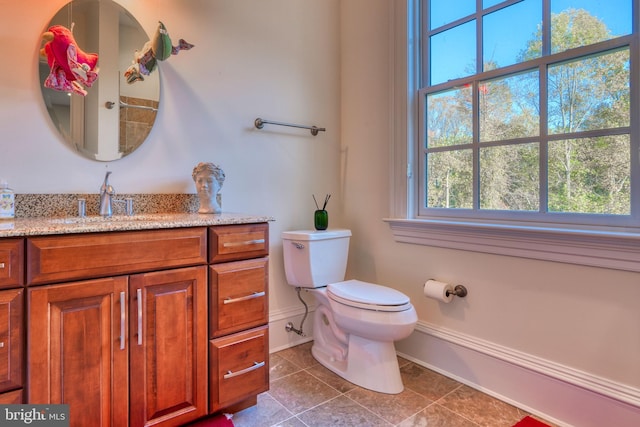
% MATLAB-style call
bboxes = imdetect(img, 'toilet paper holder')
[447,285,468,298]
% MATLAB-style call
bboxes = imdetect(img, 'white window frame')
[384,0,640,273]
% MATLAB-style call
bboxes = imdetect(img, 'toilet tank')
[281,229,351,288]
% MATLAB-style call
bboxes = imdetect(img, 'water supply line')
[285,287,308,336]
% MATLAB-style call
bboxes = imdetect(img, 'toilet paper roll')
[424,280,454,303]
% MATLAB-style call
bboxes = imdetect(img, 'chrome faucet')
[99,171,115,217]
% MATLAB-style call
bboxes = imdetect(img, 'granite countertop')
[0,212,274,238]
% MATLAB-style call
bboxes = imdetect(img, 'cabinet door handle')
[223,291,266,304]
[119,291,126,350]
[223,239,265,248]
[0,262,5,269]
[137,288,143,346]
[223,361,265,379]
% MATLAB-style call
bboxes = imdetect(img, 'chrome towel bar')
[104,100,158,112]
[254,117,326,136]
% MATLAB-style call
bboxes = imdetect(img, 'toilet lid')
[327,279,412,312]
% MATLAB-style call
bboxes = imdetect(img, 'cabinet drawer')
[0,389,22,404]
[209,258,268,338]
[209,326,269,412]
[27,227,207,285]
[0,239,24,288]
[0,288,23,393]
[209,223,268,263]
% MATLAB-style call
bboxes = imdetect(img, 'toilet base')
[311,335,404,394]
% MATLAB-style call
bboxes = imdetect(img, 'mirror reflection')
[39,0,160,161]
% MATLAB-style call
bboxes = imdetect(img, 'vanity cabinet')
[0,238,24,404]
[26,228,208,427]
[0,288,23,401]
[1,217,270,426]
[208,223,270,413]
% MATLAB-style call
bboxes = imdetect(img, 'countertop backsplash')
[15,194,200,218]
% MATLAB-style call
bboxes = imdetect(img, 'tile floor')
[232,341,555,427]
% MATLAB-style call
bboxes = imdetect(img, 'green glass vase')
[314,209,328,230]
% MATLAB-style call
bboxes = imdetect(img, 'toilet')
[281,229,417,394]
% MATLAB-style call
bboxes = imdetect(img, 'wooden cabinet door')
[28,277,129,427]
[0,288,22,393]
[129,266,207,427]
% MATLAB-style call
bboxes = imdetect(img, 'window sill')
[384,218,640,272]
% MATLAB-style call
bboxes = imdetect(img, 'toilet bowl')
[282,230,417,394]
[327,280,417,341]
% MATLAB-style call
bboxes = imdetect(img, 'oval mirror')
[38,0,160,161]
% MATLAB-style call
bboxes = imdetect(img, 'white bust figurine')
[192,162,225,213]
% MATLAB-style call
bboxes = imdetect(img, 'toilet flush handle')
[291,242,305,250]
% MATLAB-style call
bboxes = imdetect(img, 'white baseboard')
[268,305,315,353]
[396,321,640,427]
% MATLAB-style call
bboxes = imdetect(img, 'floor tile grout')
[233,342,546,427]
[340,391,395,426]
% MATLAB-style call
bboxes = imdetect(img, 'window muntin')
[548,49,630,134]
[429,0,475,29]
[480,143,540,211]
[420,0,636,223]
[479,71,540,142]
[427,149,473,209]
[429,21,476,85]
[548,136,630,214]
[483,0,541,71]
[426,86,473,148]
[483,0,506,8]
[551,0,632,55]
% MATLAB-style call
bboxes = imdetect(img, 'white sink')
[48,214,176,224]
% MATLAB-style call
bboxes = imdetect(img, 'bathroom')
[1,1,639,426]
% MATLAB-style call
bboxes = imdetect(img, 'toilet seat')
[327,279,412,312]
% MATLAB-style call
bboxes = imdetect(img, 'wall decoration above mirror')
[39,0,160,162]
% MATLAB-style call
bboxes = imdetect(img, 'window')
[385,0,640,272]
[420,0,637,227]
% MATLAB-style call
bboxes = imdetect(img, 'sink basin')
[48,218,84,224]
[48,214,177,225]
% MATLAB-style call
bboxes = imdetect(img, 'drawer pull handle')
[224,291,266,304]
[224,361,265,379]
[0,262,4,269]
[137,288,143,346]
[120,291,126,350]
[0,342,4,348]
[223,239,265,248]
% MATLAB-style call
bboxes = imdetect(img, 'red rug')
[513,415,551,427]
[183,413,234,427]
